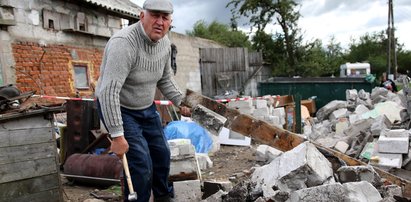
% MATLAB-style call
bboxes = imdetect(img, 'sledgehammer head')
[128,192,138,201]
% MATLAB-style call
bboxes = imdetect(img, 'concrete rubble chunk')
[370,115,392,137]
[343,118,373,137]
[371,87,389,101]
[227,99,253,108]
[195,153,213,170]
[289,183,346,202]
[380,184,403,200]
[251,142,334,196]
[371,150,403,168]
[191,104,227,136]
[255,99,268,109]
[346,89,358,101]
[358,89,370,100]
[316,100,347,121]
[342,181,383,202]
[361,101,404,124]
[336,165,382,187]
[354,104,369,115]
[335,118,349,136]
[329,108,348,120]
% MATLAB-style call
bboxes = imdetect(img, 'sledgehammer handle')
[122,155,135,194]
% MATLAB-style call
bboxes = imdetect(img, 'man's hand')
[110,135,129,158]
[179,106,192,117]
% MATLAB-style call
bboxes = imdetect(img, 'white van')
[340,62,371,77]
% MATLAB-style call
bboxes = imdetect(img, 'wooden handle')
[122,155,134,193]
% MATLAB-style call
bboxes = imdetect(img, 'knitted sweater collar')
[137,21,160,46]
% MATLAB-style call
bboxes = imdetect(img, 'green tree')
[227,0,303,76]
[186,20,252,48]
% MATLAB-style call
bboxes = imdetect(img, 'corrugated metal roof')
[82,0,142,19]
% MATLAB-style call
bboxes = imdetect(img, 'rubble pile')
[305,87,411,173]
[204,142,403,201]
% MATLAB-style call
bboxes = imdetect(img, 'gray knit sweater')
[96,21,183,137]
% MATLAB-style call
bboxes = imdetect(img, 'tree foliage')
[186,20,252,49]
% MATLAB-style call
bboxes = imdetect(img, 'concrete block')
[335,118,349,136]
[346,89,358,101]
[227,100,252,108]
[316,100,347,121]
[343,181,382,202]
[255,99,268,109]
[336,165,382,187]
[264,115,281,127]
[354,104,369,115]
[191,104,227,136]
[272,107,285,118]
[329,108,348,120]
[218,128,251,146]
[289,183,346,202]
[237,106,254,115]
[315,137,338,148]
[173,180,201,201]
[371,87,389,100]
[377,134,409,154]
[253,107,269,117]
[252,142,334,195]
[370,115,392,136]
[358,89,370,100]
[255,144,283,162]
[170,157,199,180]
[334,141,349,153]
[371,151,403,168]
[168,139,195,160]
[344,118,373,137]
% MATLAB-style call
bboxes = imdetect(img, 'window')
[73,64,89,89]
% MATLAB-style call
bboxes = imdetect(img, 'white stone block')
[371,152,403,168]
[272,107,285,118]
[329,108,348,120]
[195,153,213,170]
[253,107,269,117]
[237,106,254,115]
[227,100,253,108]
[256,99,268,109]
[334,141,349,153]
[377,134,409,154]
[354,104,369,115]
[343,181,382,202]
[335,118,349,136]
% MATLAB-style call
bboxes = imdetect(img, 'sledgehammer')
[122,155,138,201]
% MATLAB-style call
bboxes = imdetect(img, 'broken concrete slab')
[343,118,374,137]
[251,142,334,196]
[329,108,348,120]
[371,87,389,101]
[371,151,403,169]
[334,141,349,154]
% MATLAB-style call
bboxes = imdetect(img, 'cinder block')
[255,99,268,109]
[227,100,252,108]
[253,107,269,117]
[191,104,227,136]
[173,180,202,201]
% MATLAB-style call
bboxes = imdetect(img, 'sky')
[131,0,411,50]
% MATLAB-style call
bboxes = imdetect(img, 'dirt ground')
[62,144,260,202]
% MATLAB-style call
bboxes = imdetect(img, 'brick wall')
[12,41,102,98]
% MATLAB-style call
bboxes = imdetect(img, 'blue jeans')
[97,101,173,202]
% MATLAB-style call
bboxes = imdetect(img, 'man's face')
[140,11,172,42]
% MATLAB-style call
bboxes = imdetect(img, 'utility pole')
[387,0,397,79]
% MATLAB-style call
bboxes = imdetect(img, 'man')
[95,0,189,201]
[380,72,398,92]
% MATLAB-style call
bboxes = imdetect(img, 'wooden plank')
[0,115,52,130]
[0,142,56,165]
[4,189,62,202]
[0,157,58,183]
[183,89,411,198]
[0,127,53,148]
[0,173,61,199]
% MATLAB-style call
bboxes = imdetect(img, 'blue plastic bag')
[164,121,213,153]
